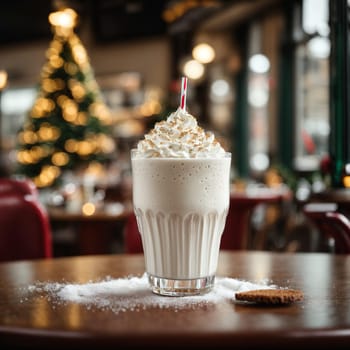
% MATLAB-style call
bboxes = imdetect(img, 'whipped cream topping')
[134,108,226,158]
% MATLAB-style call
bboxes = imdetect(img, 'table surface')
[0,251,350,349]
[47,204,132,222]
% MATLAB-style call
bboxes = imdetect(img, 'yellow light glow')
[70,80,85,100]
[41,63,53,78]
[17,150,33,164]
[64,62,78,75]
[72,44,87,65]
[31,98,48,118]
[139,104,151,116]
[0,70,8,90]
[57,95,69,107]
[42,79,57,93]
[50,40,63,53]
[19,131,38,144]
[183,59,205,80]
[43,165,60,179]
[95,134,115,153]
[52,152,69,166]
[42,98,55,111]
[101,137,115,153]
[36,165,59,188]
[89,102,111,123]
[34,177,45,188]
[32,98,55,117]
[65,139,78,153]
[29,147,41,162]
[49,55,64,69]
[192,43,215,64]
[77,141,94,156]
[86,162,104,177]
[82,202,95,216]
[343,176,350,188]
[62,100,78,122]
[46,47,59,59]
[49,8,77,29]
[76,112,87,125]
[38,124,61,141]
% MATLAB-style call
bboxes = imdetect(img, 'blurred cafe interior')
[0,0,350,260]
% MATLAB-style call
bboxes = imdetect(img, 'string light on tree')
[16,7,115,188]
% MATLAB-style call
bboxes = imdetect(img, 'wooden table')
[0,251,349,349]
[311,188,350,215]
[48,205,132,255]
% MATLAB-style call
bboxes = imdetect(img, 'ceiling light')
[49,8,77,29]
[183,59,205,80]
[307,36,330,59]
[211,79,229,97]
[192,43,215,64]
[248,54,270,74]
[250,153,270,172]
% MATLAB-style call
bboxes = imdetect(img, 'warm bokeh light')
[192,43,215,64]
[17,5,115,188]
[34,165,61,188]
[343,176,350,188]
[52,152,69,166]
[82,202,96,216]
[49,8,77,29]
[183,59,205,80]
[0,70,8,90]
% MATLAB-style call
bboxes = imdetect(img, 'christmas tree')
[16,8,115,188]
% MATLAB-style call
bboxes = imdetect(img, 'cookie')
[235,289,304,305]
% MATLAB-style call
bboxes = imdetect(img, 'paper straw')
[180,76,188,110]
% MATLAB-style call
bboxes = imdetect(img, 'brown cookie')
[235,289,304,305]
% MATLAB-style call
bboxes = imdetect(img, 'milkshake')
[131,107,231,296]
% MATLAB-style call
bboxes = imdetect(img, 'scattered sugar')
[24,273,276,314]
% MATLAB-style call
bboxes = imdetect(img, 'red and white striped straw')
[180,76,188,110]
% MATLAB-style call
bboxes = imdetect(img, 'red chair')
[220,188,291,250]
[0,180,53,262]
[124,212,143,253]
[303,202,350,254]
[0,177,39,197]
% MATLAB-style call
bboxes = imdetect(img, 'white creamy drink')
[131,107,231,296]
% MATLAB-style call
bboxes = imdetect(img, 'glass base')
[148,274,215,296]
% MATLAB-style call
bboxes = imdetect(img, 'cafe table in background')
[47,203,132,255]
[0,251,350,349]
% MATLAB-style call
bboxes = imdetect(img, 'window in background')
[1,87,36,152]
[207,63,235,153]
[247,22,271,176]
[293,0,330,171]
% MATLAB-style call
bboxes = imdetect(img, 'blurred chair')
[0,177,39,197]
[124,212,143,253]
[220,188,291,250]
[0,179,53,262]
[303,202,350,254]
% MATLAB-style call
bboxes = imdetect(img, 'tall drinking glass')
[131,150,231,296]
